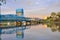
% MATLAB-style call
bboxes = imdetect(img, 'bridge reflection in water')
[0,26,31,40]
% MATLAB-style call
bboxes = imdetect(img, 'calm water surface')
[0,24,60,40]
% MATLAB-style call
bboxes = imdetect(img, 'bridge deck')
[0,17,31,21]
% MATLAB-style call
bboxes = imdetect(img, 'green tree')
[50,12,57,21]
[51,12,56,17]
[57,12,60,17]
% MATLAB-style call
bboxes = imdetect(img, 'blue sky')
[1,0,60,18]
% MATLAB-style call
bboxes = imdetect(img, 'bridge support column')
[22,21,26,26]
[26,21,31,26]
[16,21,22,27]
[0,28,2,34]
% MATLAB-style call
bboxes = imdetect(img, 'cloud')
[1,0,60,18]
[24,7,50,18]
[1,6,16,14]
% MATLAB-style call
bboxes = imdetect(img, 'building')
[16,8,24,17]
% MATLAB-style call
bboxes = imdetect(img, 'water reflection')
[43,23,60,32]
[0,23,60,40]
[0,26,31,40]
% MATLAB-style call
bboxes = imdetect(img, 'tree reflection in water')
[43,23,60,32]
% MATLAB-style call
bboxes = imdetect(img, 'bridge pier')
[22,21,26,26]
[16,20,32,26]
[26,21,31,26]
[16,21,22,26]
[0,28,2,34]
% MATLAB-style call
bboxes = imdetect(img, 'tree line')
[45,12,60,23]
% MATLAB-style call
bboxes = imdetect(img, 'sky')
[1,0,60,18]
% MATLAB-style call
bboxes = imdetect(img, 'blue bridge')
[0,14,31,21]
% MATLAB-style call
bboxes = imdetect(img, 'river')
[0,23,60,40]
